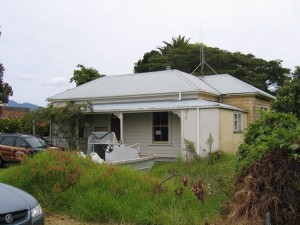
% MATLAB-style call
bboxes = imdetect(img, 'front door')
[110,117,120,141]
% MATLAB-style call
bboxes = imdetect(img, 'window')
[260,106,268,111]
[16,137,27,148]
[3,137,15,146]
[234,112,242,132]
[153,112,169,142]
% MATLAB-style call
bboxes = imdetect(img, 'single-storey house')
[47,69,274,160]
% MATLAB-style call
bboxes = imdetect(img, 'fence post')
[265,212,271,225]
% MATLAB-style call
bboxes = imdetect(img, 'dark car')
[0,133,49,168]
[34,135,65,151]
[0,183,44,224]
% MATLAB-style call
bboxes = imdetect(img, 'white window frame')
[233,112,243,132]
[152,112,170,144]
[260,106,268,111]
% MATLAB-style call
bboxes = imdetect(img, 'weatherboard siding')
[123,112,181,159]
[92,114,110,131]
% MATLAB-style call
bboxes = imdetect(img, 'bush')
[0,113,49,135]
[0,118,24,133]
[236,111,300,169]
[225,147,300,225]
[225,111,300,224]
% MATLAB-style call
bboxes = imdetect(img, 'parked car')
[34,135,65,151]
[0,133,50,168]
[0,183,44,224]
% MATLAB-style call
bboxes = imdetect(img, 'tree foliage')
[236,111,300,170]
[157,35,191,54]
[0,112,42,135]
[70,64,104,86]
[272,66,300,118]
[30,102,93,149]
[23,102,92,149]
[0,63,13,104]
[134,36,291,94]
[0,118,29,134]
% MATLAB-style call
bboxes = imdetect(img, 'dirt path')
[45,212,105,225]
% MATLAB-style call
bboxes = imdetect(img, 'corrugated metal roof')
[48,70,219,101]
[92,99,243,112]
[200,74,275,99]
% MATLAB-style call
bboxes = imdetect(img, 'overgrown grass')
[150,152,236,222]
[0,150,236,225]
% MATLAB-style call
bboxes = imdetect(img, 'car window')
[2,137,15,147]
[0,136,4,144]
[37,136,52,146]
[36,137,49,146]
[16,137,28,148]
[25,137,47,148]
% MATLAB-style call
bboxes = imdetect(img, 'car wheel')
[0,157,4,168]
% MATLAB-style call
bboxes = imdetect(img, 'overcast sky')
[0,0,299,106]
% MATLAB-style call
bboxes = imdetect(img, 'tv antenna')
[191,44,218,75]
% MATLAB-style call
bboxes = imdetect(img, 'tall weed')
[0,150,236,225]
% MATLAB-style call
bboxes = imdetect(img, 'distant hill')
[7,100,40,110]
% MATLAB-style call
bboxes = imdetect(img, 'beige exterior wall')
[221,95,271,124]
[218,109,247,153]
[221,95,255,122]
[197,93,219,102]
[254,97,272,119]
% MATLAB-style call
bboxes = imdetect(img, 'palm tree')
[158,35,191,54]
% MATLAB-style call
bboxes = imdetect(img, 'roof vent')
[166,66,171,70]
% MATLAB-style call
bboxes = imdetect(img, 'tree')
[29,102,93,149]
[70,64,104,86]
[236,111,300,169]
[30,102,93,149]
[157,35,191,54]
[0,63,13,103]
[134,50,169,73]
[271,66,300,118]
[134,36,291,94]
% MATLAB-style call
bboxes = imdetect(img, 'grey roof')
[200,74,275,99]
[92,99,243,113]
[48,70,219,101]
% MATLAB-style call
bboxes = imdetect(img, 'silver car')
[0,183,44,224]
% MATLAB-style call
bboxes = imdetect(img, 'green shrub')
[236,111,300,169]
[0,118,24,133]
